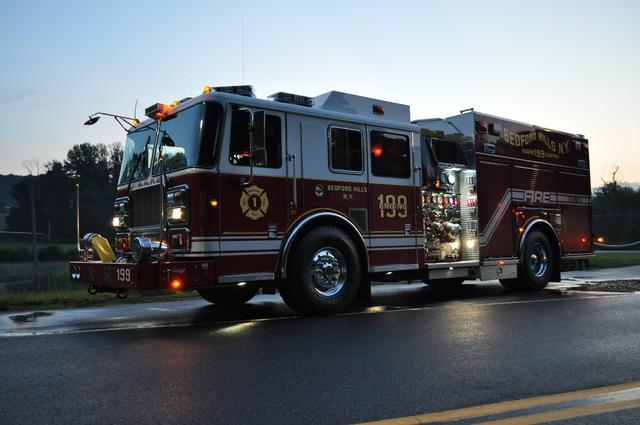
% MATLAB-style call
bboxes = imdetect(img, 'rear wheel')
[279,226,361,315]
[500,230,555,291]
[520,230,554,290]
[198,285,259,307]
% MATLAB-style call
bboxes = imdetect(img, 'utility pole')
[76,183,80,257]
[23,159,41,287]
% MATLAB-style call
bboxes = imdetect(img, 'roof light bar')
[213,85,255,97]
[268,92,313,107]
[145,103,174,120]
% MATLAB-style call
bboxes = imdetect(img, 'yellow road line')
[475,398,640,425]
[357,380,640,425]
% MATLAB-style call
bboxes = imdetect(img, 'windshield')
[118,125,156,185]
[118,102,222,185]
[152,103,204,174]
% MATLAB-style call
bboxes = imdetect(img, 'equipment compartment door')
[477,160,513,257]
[367,128,419,270]
[557,171,592,253]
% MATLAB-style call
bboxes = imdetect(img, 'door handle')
[287,154,297,208]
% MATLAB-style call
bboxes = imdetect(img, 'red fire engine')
[71,85,594,314]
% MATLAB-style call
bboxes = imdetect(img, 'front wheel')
[198,285,259,307]
[279,226,362,315]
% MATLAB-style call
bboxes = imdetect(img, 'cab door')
[367,127,419,271]
[218,105,288,279]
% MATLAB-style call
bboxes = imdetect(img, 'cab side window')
[370,131,410,178]
[229,109,282,168]
[329,127,363,173]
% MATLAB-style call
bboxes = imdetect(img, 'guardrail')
[0,231,49,244]
[594,241,640,251]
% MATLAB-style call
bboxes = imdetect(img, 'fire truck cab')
[71,85,593,314]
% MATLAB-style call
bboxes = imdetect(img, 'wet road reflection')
[0,280,582,337]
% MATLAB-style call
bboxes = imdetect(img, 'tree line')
[5,144,640,245]
[592,182,640,244]
[7,143,122,243]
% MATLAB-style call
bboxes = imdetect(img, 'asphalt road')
[2,267,640,424]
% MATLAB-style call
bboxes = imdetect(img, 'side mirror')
[84,116,100,126]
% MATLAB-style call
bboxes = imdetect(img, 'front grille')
[130,185,161,228]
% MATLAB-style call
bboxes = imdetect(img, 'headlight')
[112,216,124,227]
[114,197,129,213]
[166,186,189,225]
[169,207,185,221]
[167,187,188,207]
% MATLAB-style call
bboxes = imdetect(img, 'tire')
[519,230,555,290]
[198,285,259,307]
[279,226,361,315]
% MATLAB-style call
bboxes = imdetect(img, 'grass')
[0,260,69,275]
[0,242,75,249]
[589,252,640,269]
[0,288,200,312]
[0,261,70,291]
[0,242,77,262]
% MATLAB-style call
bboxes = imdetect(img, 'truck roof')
[414,111,586,140]
[132,88,419,133]
[473,111,586,140]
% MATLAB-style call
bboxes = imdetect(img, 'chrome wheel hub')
[528,243,548,277]
[310,247,347,297]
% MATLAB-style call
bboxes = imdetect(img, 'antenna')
[76,183,80,257]
[133,98,138,121]
[241,15,245,84]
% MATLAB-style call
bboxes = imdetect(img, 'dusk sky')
[2,0,639,186]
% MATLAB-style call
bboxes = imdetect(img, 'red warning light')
[372,145,383,158]
[373,104,384,115]
[476,121,489,134]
